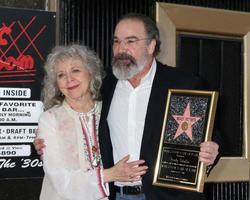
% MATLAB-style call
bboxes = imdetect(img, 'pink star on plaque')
[172,103,201,141]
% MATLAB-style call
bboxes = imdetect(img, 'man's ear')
[147,39,156,55]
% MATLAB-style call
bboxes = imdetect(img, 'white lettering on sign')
[21,158,43,168]
[0,158,43,169]
[0,100,43,123]
[0,126,37,143]
[0,145,31,157]
[0,159,16,168]
[0,87,31,98]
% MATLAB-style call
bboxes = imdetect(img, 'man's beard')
[112,52,147,80]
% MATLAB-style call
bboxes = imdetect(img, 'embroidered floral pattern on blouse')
[79,103,102,169]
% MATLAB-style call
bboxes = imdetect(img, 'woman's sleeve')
[38,111,109,200]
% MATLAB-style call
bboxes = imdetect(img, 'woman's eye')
[72,68,81,73]
[57,73,65,78]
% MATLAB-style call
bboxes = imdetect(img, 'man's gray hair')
[117,13,161,56]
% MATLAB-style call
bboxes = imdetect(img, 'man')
[98,13,219,200]
[35,13,219,200]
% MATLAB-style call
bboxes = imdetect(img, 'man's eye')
[113,39,119,44]
[126,39,136,44]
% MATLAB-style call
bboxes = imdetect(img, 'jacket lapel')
[140,62,170,159]
[101,74,118,119]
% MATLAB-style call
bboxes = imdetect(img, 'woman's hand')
[33,138,46,157]
[103,155,148,183]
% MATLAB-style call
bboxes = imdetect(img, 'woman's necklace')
[79,107,101,168]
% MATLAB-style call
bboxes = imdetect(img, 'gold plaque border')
[155,2,250,182]
[153,89,218,192]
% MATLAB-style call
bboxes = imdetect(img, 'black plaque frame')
[153,89,218,192]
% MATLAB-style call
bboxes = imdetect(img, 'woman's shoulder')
[40,104,64,119]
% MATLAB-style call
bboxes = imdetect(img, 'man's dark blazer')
[99,61,212,200]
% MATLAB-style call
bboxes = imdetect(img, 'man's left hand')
[199,141,219,166]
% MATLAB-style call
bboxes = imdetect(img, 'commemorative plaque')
[153,89,218,192]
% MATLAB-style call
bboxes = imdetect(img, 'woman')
[38,44,147,200]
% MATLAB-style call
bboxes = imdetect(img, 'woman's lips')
[67,84,79,90]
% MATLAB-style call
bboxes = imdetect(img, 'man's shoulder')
[156,61,180,73]
[101,71,117,91]
[156,61,197,78]
[155,61,205,89]
[103,69,117,83]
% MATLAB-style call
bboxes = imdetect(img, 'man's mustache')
[113,53,136,65]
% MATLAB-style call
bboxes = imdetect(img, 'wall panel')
[0,0,248,199]
[57,0,250,200]
[58,1,249,200]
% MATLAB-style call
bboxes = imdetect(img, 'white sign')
[0,126,37,143]
[0,145,31,157]
[0,100,43,123]
[0,87,31,98]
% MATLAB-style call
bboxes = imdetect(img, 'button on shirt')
[107,59,156,186]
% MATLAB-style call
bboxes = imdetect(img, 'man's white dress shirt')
[107,59,156,186]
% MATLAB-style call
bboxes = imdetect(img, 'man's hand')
[199,141,219,166]
[33,138,46,157]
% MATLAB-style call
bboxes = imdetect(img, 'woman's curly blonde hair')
[41,44,105,110]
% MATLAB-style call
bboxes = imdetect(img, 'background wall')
[58,0,250,69]
[0,0,249,199]
[0,0,46,9]
[59,2,249,199]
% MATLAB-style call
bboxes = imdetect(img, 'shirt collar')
[140,58,156,86]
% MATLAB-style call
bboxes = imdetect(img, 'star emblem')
[172,103,201,140]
